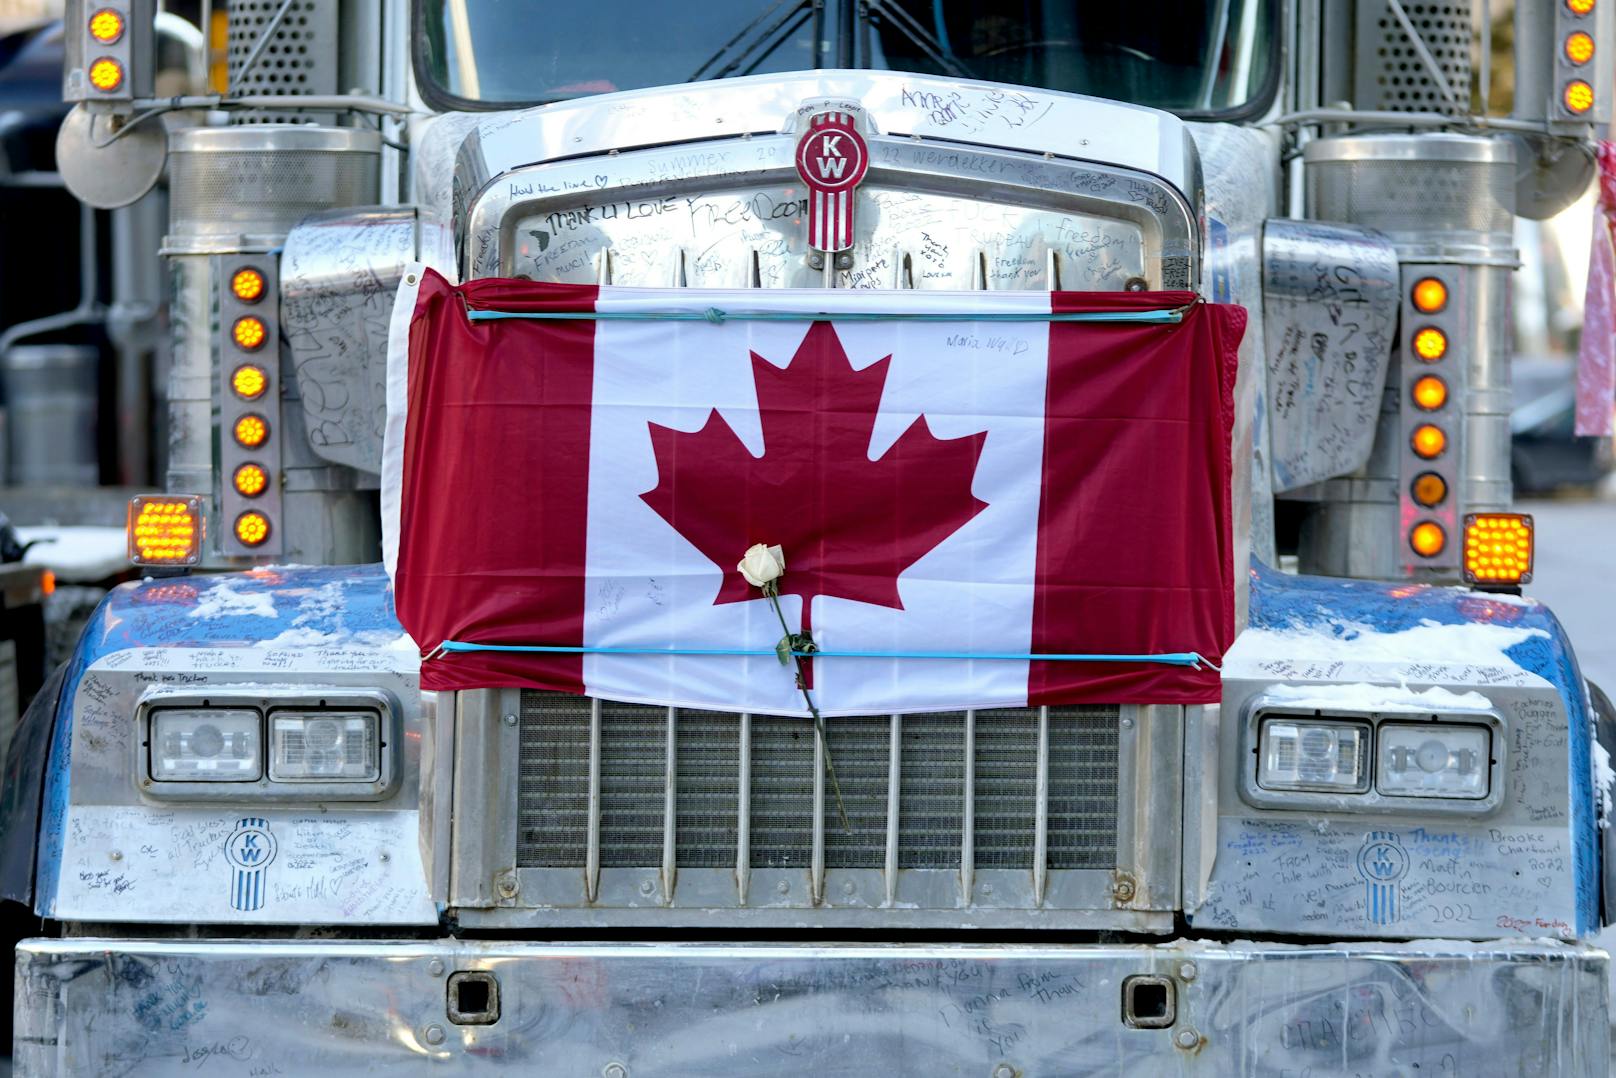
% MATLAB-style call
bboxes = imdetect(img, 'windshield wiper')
[688,0,824,82]
[857,0,979,80]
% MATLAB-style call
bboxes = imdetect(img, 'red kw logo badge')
[795,111,869,254]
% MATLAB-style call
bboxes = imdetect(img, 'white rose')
[737,543,786,587]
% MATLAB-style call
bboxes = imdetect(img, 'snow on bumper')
[13,938,1608,1075]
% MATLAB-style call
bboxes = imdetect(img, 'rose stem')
[766,584,851,833]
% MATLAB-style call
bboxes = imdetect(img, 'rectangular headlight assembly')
[150,708,261,781]
[1376,722,1490,799]
[1242,694,1506,815]
[269,710,381,782]
[137,690,396,801]
[1257,719,1370,793]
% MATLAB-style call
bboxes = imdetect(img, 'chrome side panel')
[281,206,421,476]
[14,938,1607,1076]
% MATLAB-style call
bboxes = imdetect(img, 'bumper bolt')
[1174,1029,1199,1050]
[424,1025,446,1046]
[503,713,518,727]
[639,879,655,896]
[604,1063,629,1078]
[991,1065,1017,1078]
[1178,961,1197,982]
[497,873,519,899]
[776,880,790,895]
[842,881,856,897]
[427,958,445,977]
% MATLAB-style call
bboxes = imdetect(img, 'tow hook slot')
[447,970,501,1025]
[1121,974,1176,1029]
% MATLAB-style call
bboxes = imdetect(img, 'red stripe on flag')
[1029,291,1243,705]
[396,270,599,693]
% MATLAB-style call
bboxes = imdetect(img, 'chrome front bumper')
[13,938,1608,1076]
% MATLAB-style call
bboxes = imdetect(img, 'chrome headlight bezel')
[134,687,400,802]
[1238,693,1506,816]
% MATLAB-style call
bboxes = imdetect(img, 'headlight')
[269,711,381,781]
[1257,719,1370,793]
[150,708,261,781]
[137,690,397,800]
[1376,723,1490,798]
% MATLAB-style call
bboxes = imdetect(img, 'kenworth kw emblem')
[1357,830,1409,926]
[794,106,870,254]
[225,816,277,912]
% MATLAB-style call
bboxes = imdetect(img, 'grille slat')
[515,692,1122,896]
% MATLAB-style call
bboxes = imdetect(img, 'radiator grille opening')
[1048,707,1121,868]
[516,695,591,867]
[974,709,1040,867]
[749,715,814,869]
[674,712,739,867]
[899,712,966,868]
[824,717,892,869]
[599,703,666,867]
[515,693,1123,889]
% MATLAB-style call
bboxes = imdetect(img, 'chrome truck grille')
[516,694,1118,872]
[450,689,1182,931]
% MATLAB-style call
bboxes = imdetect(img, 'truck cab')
[7,0,1615,1074]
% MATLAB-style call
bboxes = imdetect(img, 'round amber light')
[87,57,123,92]
[233,462,269,498]
[88,8,125,43]
[1411,423,1447,459]
[231,267,266,303]
[1568,0,1595,15]
[1565,79,1596,114]
[1412,374,1448,411]
[1410,521,1446,558]
[1411,472,1448,507]
[1412,327,1448,362]
[235,511,271,547]
[1411,277,1447,314]
[1566,31,1596,65]
[233,413,269,449]
[232,316,267,351]
[231,364,267,401]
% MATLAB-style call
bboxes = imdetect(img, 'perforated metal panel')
[226,0,338,99]
[515,694,1119,877]
[1355,1,1473,115]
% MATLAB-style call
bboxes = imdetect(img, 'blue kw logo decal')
[225,817,277,911]
[1356,830,1409,925]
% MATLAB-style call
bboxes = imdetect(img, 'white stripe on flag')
[583,291,1054,715]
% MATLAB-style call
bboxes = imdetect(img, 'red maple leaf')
[640,322,989,640]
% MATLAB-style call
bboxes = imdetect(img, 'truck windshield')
[416,0,1277,115]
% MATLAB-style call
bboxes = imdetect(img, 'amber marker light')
[233,413,269,449]
[88,8,125,43]
[1412,375,1449,411]
[1568,0,1596,15]
[232,315,267,351]
[231,364,267,400]
[1411,424,1447,459]
[127,495,205,566]
[88,57,123,92]
[1412,327,1447,361]
[230,267,266,303]
[1411,472,1449,507]
[1566,31,1596,64]
[1464,513,1534,585]
[233,462,269,498]
[1565,79,1595,114]
[1410,521,1446,558]
[235,511,272,547]
[1411,277,1448,314]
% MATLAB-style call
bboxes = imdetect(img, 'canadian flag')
[385,268,1243,715]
